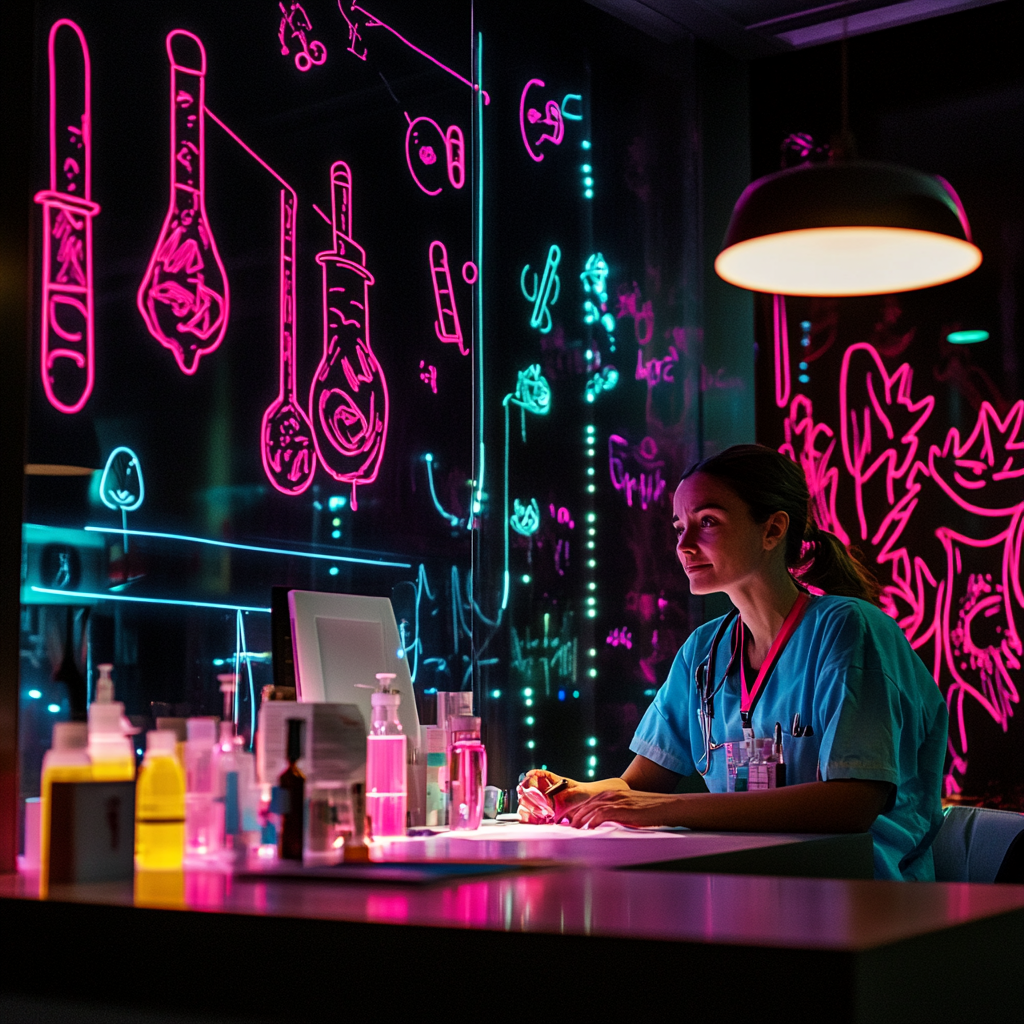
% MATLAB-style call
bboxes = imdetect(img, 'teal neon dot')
[584,177,593,187]
[523,687,533,697]
[491,689,502,699]
[28,689,42,699]
[947,330,989,344]
[581,164,592,173]
[526,740,535,749]
[573,690,580,698]
[581,140,591,149]
[329,567,339,576]
[584,189,594,199]
[587,737,598,747]
[521,573,531,584]
[47,703,61,713]
[331,530,341,539]
[526,716,535,726]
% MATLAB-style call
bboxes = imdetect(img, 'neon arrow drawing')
[429,241,467,355]
[138,30,229,375]
[34,19,100,415]
[311,161,388,510]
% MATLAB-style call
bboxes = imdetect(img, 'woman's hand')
[517,770,588,823]
[563,790,684,829]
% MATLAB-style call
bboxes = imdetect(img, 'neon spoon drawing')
[261,191,316,495]
[311,162,388,510]
[99,446,144,554]
[34,20,100,415]
[429,241,466,355]
[138,30,229,375]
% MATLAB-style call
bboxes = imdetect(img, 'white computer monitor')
[287,589,420,754]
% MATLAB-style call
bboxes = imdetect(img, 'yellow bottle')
[39,722,92,894]
[136,730,186,870]
[88,663,136,782]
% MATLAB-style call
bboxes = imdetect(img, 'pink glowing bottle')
[448,716,486,831]
[310,161,388,510]
[366,672,406,837]
[137,30,229,375]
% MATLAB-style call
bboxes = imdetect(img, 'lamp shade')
[715,161,982,296]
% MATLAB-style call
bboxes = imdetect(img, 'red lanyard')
[738,592,811,728]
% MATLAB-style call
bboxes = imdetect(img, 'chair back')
[931,806,1024,883]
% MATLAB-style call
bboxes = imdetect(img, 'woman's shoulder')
[806,593,901,637]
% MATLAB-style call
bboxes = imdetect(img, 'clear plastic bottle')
[448,716,487,831]
[366,672,407,837]
[88,663,135,782]
[39,721,92,890]
[136,730,186,870]
[184,716,218,858]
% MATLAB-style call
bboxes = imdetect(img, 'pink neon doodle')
[636,346,678,388]
[608,435,667,511]
[261,190,317,495]
[419,360,437,393]
[519,79,564,162]
[617,284,654,347]
[548,504,575,529]
[138,31,229,375]
[34,20,100,415]
[775,320,1023,795]
[462,261,478,285]
[428,241,467,355]
[311,161,388,511]
[405,117,465,196]
[336,2,489,102]
[606,628,633,649]
[773,294,791,409]
[278,3,327,72]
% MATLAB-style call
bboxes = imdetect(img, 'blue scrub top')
[630,594,948,880]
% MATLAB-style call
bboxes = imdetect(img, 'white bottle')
[185,717,219,858]
[88,663,135,781]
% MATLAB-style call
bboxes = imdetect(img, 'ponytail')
[682,445,882,606]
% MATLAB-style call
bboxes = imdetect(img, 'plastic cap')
[187,717,217,742]
[89,701,126,735]
[147,730,178,756]
[52,721,88,751]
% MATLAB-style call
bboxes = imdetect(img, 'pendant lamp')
[714,161,982,296]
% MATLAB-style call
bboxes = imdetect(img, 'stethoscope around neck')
[694,609,741,776]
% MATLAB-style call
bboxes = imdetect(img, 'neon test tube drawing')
[429,241,467,354]
[138,30,229,375]
[261,190,317,494]
[34,20,100,415]
[311,161,388,510]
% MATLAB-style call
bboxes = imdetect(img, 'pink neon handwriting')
[311,161,388,511]
[428,241,467,355]
[278,3,326,71]
[405,117,464,196]
[521,244,561,334]
[777,325,1022,795]
[336,2,489,103]
[548,505,575,529]
[554,538,570,576]
[419,360,438,393]
[617,284,654,347]
[608,434,668,511]
[35,19,100,415]
[519,79,576,162]
[606,627,633,649]
[462,261,478,285]
[636,346,678,388]
[138,30,229,376]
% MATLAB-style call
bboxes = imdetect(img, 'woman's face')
[672,472,788,595]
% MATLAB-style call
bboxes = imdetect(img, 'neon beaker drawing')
[261,190,317,495]
[138,30,229,375]
[310,161,388,510]
[34,20,100,415]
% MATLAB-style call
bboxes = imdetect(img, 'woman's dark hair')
[681,444,881,605]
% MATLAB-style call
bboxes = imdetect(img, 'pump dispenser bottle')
[136,730,186,869]
[88,663,135,782]
[366,672,407,837]
[40,721,92,889]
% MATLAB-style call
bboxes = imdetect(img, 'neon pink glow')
[776,321,1023,794]
[773,294,791,409]
[608,435,667,511]
[519,79,564,162]
[548,504,575,528]
[428,241,467,355]
[404,117,465,196]
[933,175,973,244]
[462,261,478,285]
[336,2,489,103]
[261,191,317,495]
[606,628,633,649]
[616,285,654,347]
[311,161,388,511]
[137,31,229,376]
[636,345,678,388]
[419,360,438,393]
[34,19,100,415]
[278,3,327,72]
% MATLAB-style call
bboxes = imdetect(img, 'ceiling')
[585,0,1008,58]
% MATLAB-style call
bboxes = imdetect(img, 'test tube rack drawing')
[429,241,467,355]
[137,31,229,375]
[35,19,100,415]
[311,162,389,511]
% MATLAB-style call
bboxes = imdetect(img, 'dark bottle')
[278,718,306,861]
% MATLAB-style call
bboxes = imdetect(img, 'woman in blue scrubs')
[519,445,948,880]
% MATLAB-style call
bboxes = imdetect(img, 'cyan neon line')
[31,586,270,614]
[424,454,462,528]
[78,524,411,567]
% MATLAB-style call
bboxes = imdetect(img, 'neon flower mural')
[511,498,541,536]
[519,79,569,162]
[311,161,388,511]
[138,31,229,375]
[35,19,100,415]
[278,3,327,72]
[100,447,144,554]
[429,241,467,354]
[406,118,465,196]
[774,317,1023,794]
[521,244,561,334]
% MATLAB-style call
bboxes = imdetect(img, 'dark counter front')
[2,868,1022,1023]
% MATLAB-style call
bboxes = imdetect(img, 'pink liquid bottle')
[310,161,388,510]
[448,716,486,831]
[137,30,229,375]
[366,672,407,837]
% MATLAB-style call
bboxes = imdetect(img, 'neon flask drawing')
[34,20,100,415]
[406,118,464,196]
[521,245,561,334]
[99,447,144,554]
[311,161,388,511]
[278,2,327,72]
[429,241,467,354]
[519,79,565,162]
[138,31,229,375]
